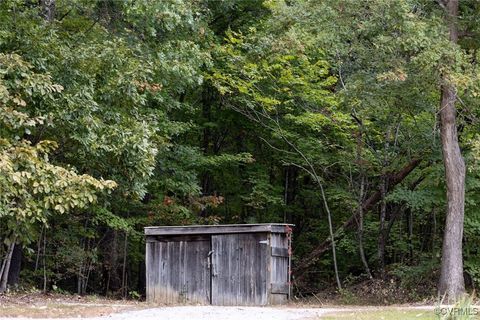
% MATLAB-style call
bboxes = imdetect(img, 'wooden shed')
[145,224,293,306]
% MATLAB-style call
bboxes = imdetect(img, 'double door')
[147,233,269,305]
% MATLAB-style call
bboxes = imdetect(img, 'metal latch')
[207,250,217,276]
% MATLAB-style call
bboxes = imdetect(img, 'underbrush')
[301,275,478,308]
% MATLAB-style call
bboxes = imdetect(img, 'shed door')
[148,235,211,304]
[211,233,268,305]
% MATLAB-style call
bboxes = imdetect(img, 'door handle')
[208,250,217,277]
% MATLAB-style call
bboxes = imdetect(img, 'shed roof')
[145,223,293,236]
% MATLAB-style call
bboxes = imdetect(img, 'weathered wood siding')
[146,235,211,304]
[211,233,268,305]
[145,224,293,306]
[268,232,290,304]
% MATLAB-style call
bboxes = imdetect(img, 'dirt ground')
[0,293,444,320]
[0,293,141,318]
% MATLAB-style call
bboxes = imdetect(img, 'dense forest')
[1,0,480,303]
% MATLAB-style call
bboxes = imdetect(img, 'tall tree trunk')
[438,0,466,301]
[7,244,22,287]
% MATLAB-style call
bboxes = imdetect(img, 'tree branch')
[293,157,422,281]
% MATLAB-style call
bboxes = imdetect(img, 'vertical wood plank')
[269,233,289,304]
[211,234,222,305]
[212,233,268,306]
[145,241,153,302]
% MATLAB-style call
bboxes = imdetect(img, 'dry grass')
[0,292,143,318]
[318,309,435,320]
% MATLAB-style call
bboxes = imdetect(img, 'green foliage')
[0,52,115,246]
[1,0,480,300]
[464,151,480,288]
[337,287,360,305]
[390,258,439,298]
[91,207,133,233]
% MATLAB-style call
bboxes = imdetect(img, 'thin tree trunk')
[121,232,128,298]
[77,265,83,295]
[408,209,414,261]
[438,0,466,302]
[284,169,289,223]
[43,230,47,293]
[432,208,437,252]
[318,182,342,290]
[78,235,84,295]
[137,240,146,295]
[378,128,391,277]
[79,214,93,295]
[105,271,111,296]
[35,226,44,271]
[358,175,372,279]
[355,130,372,279]
[273,127,343,290]
[0,240,16,293]
[378,175,387,277]
[0,248,9,286]
[83,255,92,295]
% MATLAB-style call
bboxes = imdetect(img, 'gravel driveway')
[0,305,440,320]
[0,306,326,320]
[109,306,326,320]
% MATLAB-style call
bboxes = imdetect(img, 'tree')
[0,53,116,293]
[438,0,465,301]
